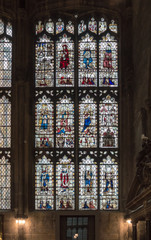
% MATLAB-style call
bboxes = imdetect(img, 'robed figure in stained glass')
[103,44,113,69]
[83,49,93,69]
[60,45,69,69]
[40,168,50,191]
[60,167,69,189]
[85,170,93,192]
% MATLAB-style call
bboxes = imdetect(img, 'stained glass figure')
[56,34,74,86]
[79,34,97,87]
[100,155,118,210]
[0,19,4,35]
[36,21,44,35]
[35,155,54,210]
[35,34,54,87]
[0,155,11,209]
[0,38,12,87]
[99,92,118,148]
[99,33,118,87]
[45,19,54,34]
[109,20,118,33]
[56,95,74,148]
[56,19,64,34]
[0,95,11,148]
[79,155,98,210]
[35,95,54,148]
[78,20,86,35]
[79,94,97,148]
[99,18,107,34]
[88,18,97,34]
[56,156,75,210]
[6,23,12,37]
[66,21,74,34]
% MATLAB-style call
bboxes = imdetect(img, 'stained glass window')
[34,16,119,211]
[0,19,12,210]
[35,154,54,210]
[56,155,75,210]
[79,155,98,210]
[100,154,118,210]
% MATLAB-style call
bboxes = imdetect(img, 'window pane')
[79,93,97,148]
[0,38,12,87]
[35,155,54,210]
[35,94,54,148]
[56,34,74,87]
[0,95,11,148]
[0,155,11,209]
[78,34,97,87]
[79,155,98,210]
[100,155,118,210]
[99,33,118,87]
[35,34,54,87]
[56,94,74,148]
[56,156,75,210]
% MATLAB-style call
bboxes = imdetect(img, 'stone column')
[132,222,137,240]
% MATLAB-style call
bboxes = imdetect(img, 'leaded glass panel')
[109,20,118,33]
[56,155,75,210]
[88,18,97,34]
[56,19,64,34]
[79,93,97,148]
[35,93,54,148]
[56,34,74,87]
[0,153,11,209]
[45,19,54,34]
[35,155,54,210]
[66,21,74,34]
[79,155,98,210]
[0,20,4,35]
[99,33,118,87]
[0,38,12,87]
[78,20,86,35]
[78,34,97,87]
[56,94,74,148]
[35,34,54,87]
[100,155,118,210]
[0,95,11,148]
[99,18,107,34]
[99,91,118,148]
[36,21,44,35]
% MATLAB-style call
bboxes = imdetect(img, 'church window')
[34,16,119,211]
